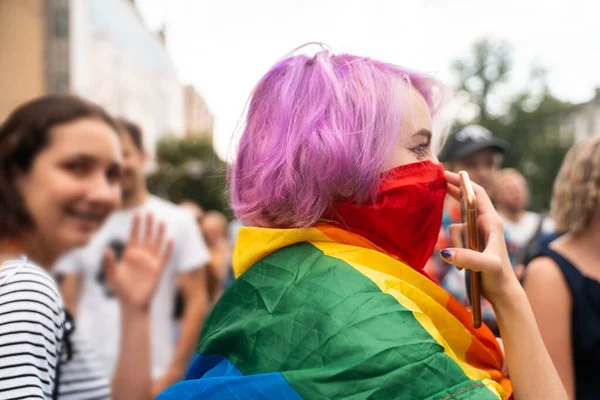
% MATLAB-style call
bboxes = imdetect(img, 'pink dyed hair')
[230,45,450,228]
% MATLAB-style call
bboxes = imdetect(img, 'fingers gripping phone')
[458,171,482,329]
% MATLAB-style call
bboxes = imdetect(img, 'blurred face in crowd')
[180,201,204,225]
[201,212,228,248]
[119,131,147,201]
[446,148,499,196]
[16,118,122,258]
[496,172,529,213]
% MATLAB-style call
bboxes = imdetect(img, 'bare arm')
[175,267,209,368]
[153,267,209,396]
[112,305,152,400]
[524,257,575,399]
[443,170,567,400]
[207,245,231,304]
[108,213,172,400]
[492,285,568,399]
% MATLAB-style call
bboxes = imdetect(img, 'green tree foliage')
[452,39,575,211]
[146,136,231,217]
[452,40,512,127]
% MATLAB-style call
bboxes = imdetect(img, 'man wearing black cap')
[425,125,516,334]
[438,124,508,197]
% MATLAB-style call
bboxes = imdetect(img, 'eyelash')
[410,143,428,153]
[409,139,431,158]
[64,161,89,175]
[107,167,122,182]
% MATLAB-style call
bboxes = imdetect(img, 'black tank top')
[535,248,600,400]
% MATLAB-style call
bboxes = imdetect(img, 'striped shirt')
[0,259,110,400]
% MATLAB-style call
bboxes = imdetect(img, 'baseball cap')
[439,125,508,162]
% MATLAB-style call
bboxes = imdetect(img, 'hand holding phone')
[458,171,482,329]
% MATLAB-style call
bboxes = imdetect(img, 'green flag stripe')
[199,242,499,400]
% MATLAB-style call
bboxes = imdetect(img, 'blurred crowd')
[0,94,239,400]
[52,117,239,395]
[1,67,599,400]
[424,124,600,399]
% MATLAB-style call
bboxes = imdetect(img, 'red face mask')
[327,160,447,273]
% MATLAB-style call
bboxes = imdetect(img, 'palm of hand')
[112,246,164,310]
[104,213,173,311]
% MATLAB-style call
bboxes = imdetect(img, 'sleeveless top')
[535,249,600,400]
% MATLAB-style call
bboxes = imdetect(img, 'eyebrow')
[67,153,122,168]
[413,129,432,139]
[67,153,98,163]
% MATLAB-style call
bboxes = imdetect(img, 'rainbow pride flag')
[159,224,512,399]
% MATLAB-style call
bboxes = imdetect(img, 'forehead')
[47,118,121,157]
[202,214,227,228]
[180,204,202,218]
[399,85,432,137]
[460,147,496,162]
[499,173,526,186]
[119,130,144,154]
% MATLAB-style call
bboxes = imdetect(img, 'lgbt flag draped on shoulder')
[159,224,512,400]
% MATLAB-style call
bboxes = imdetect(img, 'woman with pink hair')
[160,45,565,400]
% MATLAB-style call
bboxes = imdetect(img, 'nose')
[88,173,120,207]
[477,163,494,180]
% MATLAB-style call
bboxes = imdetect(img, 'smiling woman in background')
[160,45,566,400]
[0,95,172,400]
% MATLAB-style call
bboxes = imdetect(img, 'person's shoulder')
[525,256,565,287]
[524,255,572,316]
[147,195,190,219]
[250,243,388,300]
[219,242,413,334]
[0,260,65,399]
[541,216,556,233]
[0,258,64,321]
[1,259,61,295]
[523,210,541,225]
[147,196,201,238]
[524,210,539,219]
[206,243,506,400]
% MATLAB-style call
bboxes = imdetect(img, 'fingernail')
[440,249,453,260]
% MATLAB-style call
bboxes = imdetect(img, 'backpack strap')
[522,211,550,265]
[53,310,75,400]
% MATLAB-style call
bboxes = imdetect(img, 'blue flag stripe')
[158,355,303,400]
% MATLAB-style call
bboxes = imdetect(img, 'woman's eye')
[410,143,428,153]
[64,161,89,175]
[106,166,122,183]
[409,142,430,158]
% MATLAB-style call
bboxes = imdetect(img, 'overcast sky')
[136,0,600,159]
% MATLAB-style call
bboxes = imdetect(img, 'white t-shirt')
[55,195,210,379]
[500,211,556,250]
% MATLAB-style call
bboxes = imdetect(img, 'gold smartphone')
[458,171,482,329]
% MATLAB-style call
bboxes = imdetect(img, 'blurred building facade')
[0,0,203,154]
[184,85,214,140]
[561,88,600,142]
[0,0,48,119]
